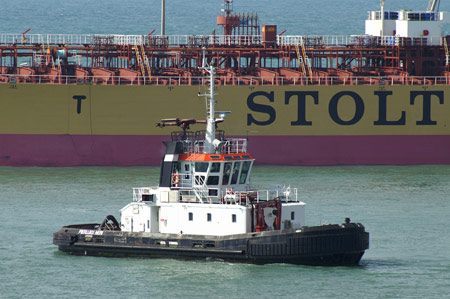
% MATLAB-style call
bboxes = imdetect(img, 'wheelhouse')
[173,153,254,191]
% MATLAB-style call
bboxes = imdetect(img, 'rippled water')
[2,0,449,35]
[1,165,449,298]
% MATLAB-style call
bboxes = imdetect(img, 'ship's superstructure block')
[366,0,449,45]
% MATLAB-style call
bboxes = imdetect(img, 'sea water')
[2,0,450,35]
[1,165,449,298]
[1,0,450,298]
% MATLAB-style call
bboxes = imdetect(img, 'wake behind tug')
[53,65,369,266]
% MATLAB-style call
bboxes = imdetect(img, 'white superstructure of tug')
[120,65,306,236]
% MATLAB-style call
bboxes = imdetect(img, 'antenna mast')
[200,51,216,154]
[380,0,385,36]
[161,0,166,35]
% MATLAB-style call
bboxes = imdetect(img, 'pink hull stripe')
[247,135,450,165]
[0,134,449,166]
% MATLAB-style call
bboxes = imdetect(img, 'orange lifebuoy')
[172,173,180,184]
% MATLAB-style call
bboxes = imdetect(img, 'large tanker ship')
[1,0,449,166]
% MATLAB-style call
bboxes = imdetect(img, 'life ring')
[226,188,233,195]
[172,173,180,184]
[9,76,17,83]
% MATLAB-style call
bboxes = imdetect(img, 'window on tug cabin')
[239,161,251,184]
[195,162,208,172]
[230,162,241,184]
[207,162,221,186]
[210,162,221,172]
[222,162,232,185]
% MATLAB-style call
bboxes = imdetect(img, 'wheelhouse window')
[291,211,295,220]
[195,162,209,172]
[210,162,221,173]
[232,214,237,223]
[188,212,193,221]
[207,213,212,222]
[239,161,251,184]
[207,176,219,185]
[222,162,232,185]
[231,162,241,185]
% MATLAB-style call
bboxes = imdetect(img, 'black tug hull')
[54,222,369,266]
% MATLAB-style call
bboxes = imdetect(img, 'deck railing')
[278,35,443,47]
[132,187,156,202]
[132,187,300,205]
[1,73,450,86]
[0,34,262,47]
[0,33,444,47]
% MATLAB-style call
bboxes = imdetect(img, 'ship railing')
[278,35,443,47]
[223,139,247,154]
[176,188,220,204]
[1,33,445,47]
[177,139,203,154]
[220,187,299,205]
[0,33,262,47]
[244,187,298,203]
[171,186,299,205]
[133,187,157,202]
[175,138,247,154]
[174,179,220,204]
[2,73,450,86]
[0,33,95,45]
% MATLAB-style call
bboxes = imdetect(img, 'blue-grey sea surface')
[1,0,450,298]
[2,0,450,35]
[1,165,449,298]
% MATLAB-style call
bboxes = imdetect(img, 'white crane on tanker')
[380,0,386,36]
[427,0,441,13]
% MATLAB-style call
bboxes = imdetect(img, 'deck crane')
[380,0,385,36]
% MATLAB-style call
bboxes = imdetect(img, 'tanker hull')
[1,83,449,166]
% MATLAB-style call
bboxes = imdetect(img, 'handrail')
[0,33,445,47]
[0,33,262,47]
[133,187,156,202]
[278,35,443,47]
[1,73,449,86]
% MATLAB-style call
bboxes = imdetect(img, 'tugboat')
[53,63,369,266]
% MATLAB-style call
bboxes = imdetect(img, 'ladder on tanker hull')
[444,37,450,67]
[133,44,151,80]
[38,43,58,69]
[295,38,313,83]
